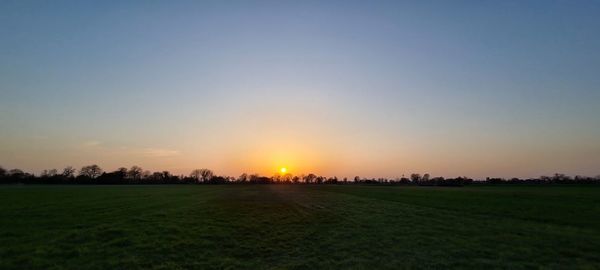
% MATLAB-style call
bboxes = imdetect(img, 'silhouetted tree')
[552,173,571,183]
[410,173,421,184]
[238,173,248,183]
[305,173,317,184]
[327,176,338,184]
[161,171,173,183]
[128,166,143,181]
[142,170,151,180]
[79,165,103,179]
[198,169,213,183]
[62,166,76,178]
[209,175,227,184]
[316,176,324,184]
[116,167,128,179]
[2,165,599,186]
[190,169,202,182]
[97,169,127,184]
[8,169,25,178]
[150,172,164,181]
[41,169,58,177]
[249,174,260,183]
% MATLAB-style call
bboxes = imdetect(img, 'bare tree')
[237,173,248,182]
[190,169,202,182]
[410,173,421,183]
[150,172,164,180]
[79,165,103,179]
[305,173,317,184]
[116,167,128,175]
[198,168,213,183]
[41,169,58,177]
[62,166,76,178]
[128,166,143,180]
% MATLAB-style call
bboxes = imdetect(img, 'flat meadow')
[1,185,599,269]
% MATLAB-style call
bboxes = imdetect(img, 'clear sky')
[1,0,599,179]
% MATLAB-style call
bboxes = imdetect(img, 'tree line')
[0,165,599,186]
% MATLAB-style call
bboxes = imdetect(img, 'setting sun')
[280,167,287,174]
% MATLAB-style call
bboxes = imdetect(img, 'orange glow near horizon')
[227,138,333,177]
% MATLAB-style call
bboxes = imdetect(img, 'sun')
[280,167,287,174]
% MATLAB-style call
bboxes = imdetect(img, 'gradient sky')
[1,0,599,179]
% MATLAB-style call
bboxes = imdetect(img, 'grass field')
[1,185,599,269]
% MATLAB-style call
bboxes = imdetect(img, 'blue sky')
[1,0,599,178]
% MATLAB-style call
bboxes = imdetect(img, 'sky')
[1,0,599,179]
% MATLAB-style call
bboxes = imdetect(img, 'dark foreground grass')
[1,185,599,269]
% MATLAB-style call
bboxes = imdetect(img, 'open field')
[1,185,599,269]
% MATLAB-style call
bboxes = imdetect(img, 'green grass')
[1,185,599,269]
